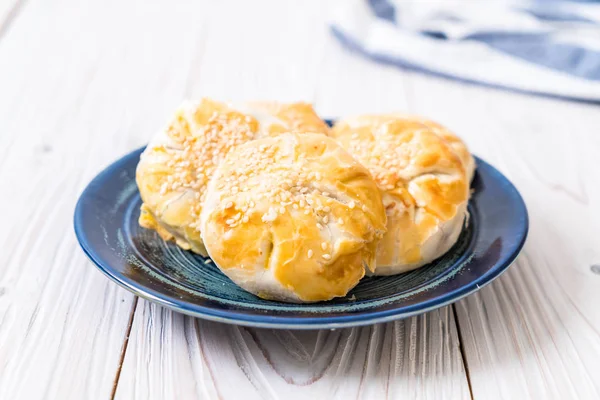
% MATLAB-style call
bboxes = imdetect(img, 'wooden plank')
[116,4,471,398]
[116,301,470,400]
[188,0,330,103]
[316,36,415,118]
[0,0,209,398]
[405,74,600,399]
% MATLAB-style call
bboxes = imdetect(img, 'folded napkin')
[330,0,600,102]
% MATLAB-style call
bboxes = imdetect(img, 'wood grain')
[2,0,600,398]
[404,75,600,399]
[0,0,208,398]
[115,301,470,400]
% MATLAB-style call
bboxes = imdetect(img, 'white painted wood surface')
[116,301,469,400]
[404,76,600,399]
[0,0,599,399]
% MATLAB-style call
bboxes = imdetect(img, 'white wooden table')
[1,1,599,399]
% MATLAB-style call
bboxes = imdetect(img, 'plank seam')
[452,303,474,400]
[110,296,139,400]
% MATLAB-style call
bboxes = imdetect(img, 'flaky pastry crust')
[136,99,329,256]
[200,133,387,302]
[331,114,473,275]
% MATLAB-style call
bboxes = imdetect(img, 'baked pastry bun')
[200,133,387,302]
[136,99,329,256]
[331,114,473,275]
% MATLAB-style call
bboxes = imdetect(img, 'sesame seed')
[321,242,327,250]
[226,218,235,225]
[323,206,331,213]
[242,215,249,223]
[316,223,323,229]
[338,217,344,225]
[307,249,313,258]
[225,201,233,209]
[322,254,331,260]
[348,201,356,209]
[323,215,329,223]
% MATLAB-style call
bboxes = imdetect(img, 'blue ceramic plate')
[74,133,528,329]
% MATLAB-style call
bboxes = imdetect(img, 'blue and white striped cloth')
[330,0,600,102]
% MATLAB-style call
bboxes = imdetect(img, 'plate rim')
[74,147,528,330]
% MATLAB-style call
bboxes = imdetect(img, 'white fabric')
[330,0,600,101]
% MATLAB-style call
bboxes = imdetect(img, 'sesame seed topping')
[323,206,331,213]
[316,223,323,229]
[307,249,313,258]
[149,105,272,227]
[321,242,327,250]
[348,201,356,209]
[322,253,331,260]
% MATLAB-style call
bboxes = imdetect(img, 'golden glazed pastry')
[200,133,387,302]
[331,114,474,275]
[136,99,330,256]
